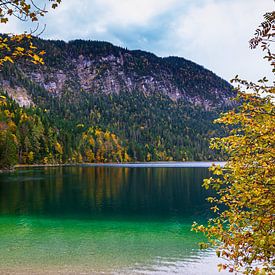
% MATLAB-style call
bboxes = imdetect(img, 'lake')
[0,163,227,274]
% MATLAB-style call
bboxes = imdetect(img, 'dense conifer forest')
[0,89,228,168]
[0,39,234,168]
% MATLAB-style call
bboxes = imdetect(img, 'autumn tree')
[80,127,131,163]
[0,0,61,66]
[0,96,18,168]
[193,11,275,275]
[0,1,60,168]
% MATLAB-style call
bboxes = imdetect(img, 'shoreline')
[10,161,226,170]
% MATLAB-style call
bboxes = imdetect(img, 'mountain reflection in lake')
[0,165,227,275]
[0,166,211,219]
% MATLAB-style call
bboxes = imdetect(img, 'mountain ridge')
[0,38,235,164]
[1,38,233,108]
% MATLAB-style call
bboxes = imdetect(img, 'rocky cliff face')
[0,39,234,109]
[0,39,237,161]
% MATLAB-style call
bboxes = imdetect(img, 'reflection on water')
[0,166,211,219]
[0,166,226,274]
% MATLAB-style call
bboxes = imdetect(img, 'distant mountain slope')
[0,38,235,162]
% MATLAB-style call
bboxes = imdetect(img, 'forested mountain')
[0,38,235,167]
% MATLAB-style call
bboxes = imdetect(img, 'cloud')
[1,0,274,82]
[162,0,274,82]
[42,0,181,43]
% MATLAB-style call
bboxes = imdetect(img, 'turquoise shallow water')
[0,165,227,274]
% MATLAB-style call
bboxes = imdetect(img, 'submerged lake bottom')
[0,163,228,274]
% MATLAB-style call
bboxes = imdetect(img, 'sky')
[1,0,274,82]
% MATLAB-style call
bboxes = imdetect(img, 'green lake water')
[0,164,227,274]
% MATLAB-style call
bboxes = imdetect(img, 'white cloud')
[161,0,274,82]
[1,0,274,82]
[41,0,180,42]
[94,0,179,27]
[2,0,175,36]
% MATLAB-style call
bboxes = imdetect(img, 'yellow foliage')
[20,112,29,122]
[88,137,95,147]
[77,153,83,163]
[85,149,95,162]
[7,121,16,132]
[95,129,101,137]
[43,157,48,164]
[0,1,61,67]
[54,142,63,155]
[28,151,34,163]
[193,78,275,275]
[124,152,131,162]
[80,127,130,163]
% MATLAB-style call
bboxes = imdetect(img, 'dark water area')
[0,166,213,219]
[0,164,227,274]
